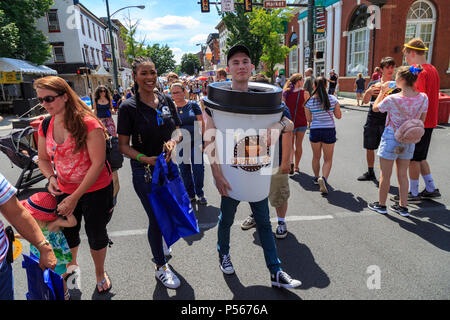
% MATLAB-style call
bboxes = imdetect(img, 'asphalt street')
[1,99,449,300]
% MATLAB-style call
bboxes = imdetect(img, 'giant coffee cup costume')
[203,45,301,288]
[117,57,183,289]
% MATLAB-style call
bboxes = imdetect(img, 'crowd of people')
[0,37,442,299]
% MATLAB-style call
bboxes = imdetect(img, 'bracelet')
[136,154,146,163]
[37,239,50,250]
[48,175,57,182]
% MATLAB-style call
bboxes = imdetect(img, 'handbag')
[147,153,200,247]
[22,253,65,300]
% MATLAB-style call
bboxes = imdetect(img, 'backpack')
[41,116,123,173]
[390,96,426,144]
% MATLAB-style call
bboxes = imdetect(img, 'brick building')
[285,0,450,95]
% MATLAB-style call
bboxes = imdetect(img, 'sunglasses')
[38,93,64,104]
[99,89,107,93]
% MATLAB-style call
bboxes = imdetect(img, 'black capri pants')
[59,182,114,251]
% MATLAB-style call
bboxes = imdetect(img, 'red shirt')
[415,64,440,128]
[38,116,112,194]
[285,89,307,128]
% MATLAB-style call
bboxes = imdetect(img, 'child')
[368,65,428,217]
[19,192,76,300]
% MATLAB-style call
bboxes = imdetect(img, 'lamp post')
[105,1,145,90]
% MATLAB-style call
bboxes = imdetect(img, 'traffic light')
[244,0,252,12]
[77,67,91,75]
[201,0,210,12]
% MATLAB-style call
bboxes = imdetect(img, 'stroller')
[0,126,46,194]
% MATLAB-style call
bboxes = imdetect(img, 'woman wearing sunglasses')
[35,76,114,294]
[94,86,116,137]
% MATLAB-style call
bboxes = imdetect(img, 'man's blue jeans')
[0,258,13,300]
[131,160,166,267]
[217,196,282,274]
[178,145,205,199]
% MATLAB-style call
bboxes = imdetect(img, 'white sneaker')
[155,264,180,289]
[162,238,172,256]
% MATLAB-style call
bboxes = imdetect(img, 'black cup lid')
[204,81,284,115]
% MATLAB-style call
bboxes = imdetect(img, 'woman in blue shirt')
[93,85,116,136]
[171,82,207,205]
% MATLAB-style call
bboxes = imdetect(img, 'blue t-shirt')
[176,101,203,146]
[305,95,338,129]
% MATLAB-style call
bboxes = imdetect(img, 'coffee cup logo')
[231,135,271,172]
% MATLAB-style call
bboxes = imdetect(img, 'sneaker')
[275,221,288,239]
[289,163,294,175]
[357,171,376,181]
[189,196,196,203]
[318,176,328,194]
[219,254,235,275]
[418,188,441,200]
[155,264,180,289]
[390,204,409,217]
[368,202,387,214]
[271,271,301,289]
[241,215,256,230]
[313,177,319,185]
[197,196,208,205]
[390,193,421,204]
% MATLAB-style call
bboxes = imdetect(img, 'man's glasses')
[38,93,64,104]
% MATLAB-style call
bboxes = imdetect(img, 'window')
[53,46,65,63]
[83,46,90,64]
[404,0,436,63]
[87,20,91,38]
[97,50,101,65]
[314,34,326,76]
[47,10,61,32]
[98,26,102,43]
[80,15,85,35]
[91,48,96,65]
[346,5,371,76]
[93,23,97,41]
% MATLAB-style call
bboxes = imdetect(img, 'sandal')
[96,271,112,294]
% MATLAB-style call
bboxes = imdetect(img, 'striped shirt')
[0,173,17,264]
[305,95,339,129]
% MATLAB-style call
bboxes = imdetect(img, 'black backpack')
[41,116,123,173]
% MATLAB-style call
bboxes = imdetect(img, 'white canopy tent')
[0,57,57,75]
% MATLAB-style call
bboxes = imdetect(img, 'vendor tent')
[0,57,57,75]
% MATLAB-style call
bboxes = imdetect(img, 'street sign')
[264,0,287,9]
[305,47,310,59]
[201,0,210,12]
[314,6,326,34]
[221,0,234,12]
[0,72,22,84]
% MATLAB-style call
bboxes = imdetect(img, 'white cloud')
[170,47,183,65]
[140,15,200,32]
[189,34,209,46]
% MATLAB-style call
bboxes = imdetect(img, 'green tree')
[249,7,293,83]
[146,44,176,75]
[180,53,201,76]
[218,0,264,68]
[0,0,53,65]
[121,14,147,65]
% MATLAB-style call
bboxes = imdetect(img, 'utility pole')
[308,0,315,69]
[106,0,119,91]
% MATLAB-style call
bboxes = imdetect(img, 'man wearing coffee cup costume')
[203,44,301,289]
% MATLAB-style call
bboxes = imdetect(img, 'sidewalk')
[336,95,369,109]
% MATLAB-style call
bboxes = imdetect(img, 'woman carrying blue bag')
[117,57,183,289]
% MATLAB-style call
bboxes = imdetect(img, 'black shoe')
[275,221,288,239]
[289,163,294,175]
[418,188,441,200]
[368,202,387,214]
[390,204,409,217]
[219,254,235,275]
[390,193,421,204]
[357,171,376,181]
[271,271,301,289]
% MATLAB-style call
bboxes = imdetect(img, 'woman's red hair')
[34,76,106,152]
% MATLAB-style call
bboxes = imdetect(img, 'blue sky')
[83,0,222,64]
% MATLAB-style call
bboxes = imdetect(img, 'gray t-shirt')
[303,76,315,96]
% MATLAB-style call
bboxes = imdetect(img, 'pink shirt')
[38,116,112,194]
[378,93,428,130]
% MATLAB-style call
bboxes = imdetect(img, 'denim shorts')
[356,89,364,94]
[309,128,337,144]
[377,127,415,160]
[293,126,307,133]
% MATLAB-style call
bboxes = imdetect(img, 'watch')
[37,239,50,250]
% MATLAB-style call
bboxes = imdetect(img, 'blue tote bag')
[22,253,65,300]
[148,153,199,247]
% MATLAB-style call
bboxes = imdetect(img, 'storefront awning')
[0,57,57,75]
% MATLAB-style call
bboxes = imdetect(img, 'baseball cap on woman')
[21,192,58,222]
